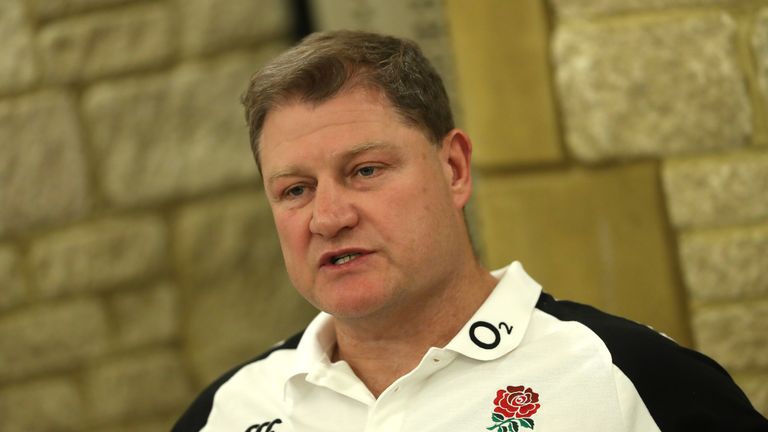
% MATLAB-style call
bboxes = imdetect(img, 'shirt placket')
[365,348,456,432]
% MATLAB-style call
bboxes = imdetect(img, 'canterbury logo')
[245,418,282,432]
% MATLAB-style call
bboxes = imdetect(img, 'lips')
[331,253,361,265]
[319,249,371,268]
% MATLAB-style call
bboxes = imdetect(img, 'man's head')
[242,30,454,172]
[248,31,477,322]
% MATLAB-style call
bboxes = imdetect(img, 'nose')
[309,181,358,238]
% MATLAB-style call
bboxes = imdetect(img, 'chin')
[324,300,383,320]
[320,290,394,321]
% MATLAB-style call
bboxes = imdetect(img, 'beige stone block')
[83,49,283,206]
[109,281,178,349]
[553,14,750,161]
[184,273,316,384]
[312,0,452,51]
[734,374,768,418]
[679,224,768,302]
[37,3,172,83]
[0,245,26,311]
[174,190,281,283]
[0,90,90,235]
[663,151,768,229]
[85,350,192,423]
[174,191,316,382]
[0,299,109,380]
[311,0,452,57]
[550,0,746,18]
[752,8,768,126]
[30,216,167,297]
[476,162,691,344]
[692,301,768,370]
[29,0,132,20]
[180,0,292,55]
[0,0,38,93]
[446,0,562,167]
[0,378,83,432]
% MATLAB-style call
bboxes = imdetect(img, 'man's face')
[259,87,467,320]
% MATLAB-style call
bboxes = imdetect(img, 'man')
[174,31,767,431]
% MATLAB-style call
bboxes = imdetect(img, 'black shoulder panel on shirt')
[171,331,304,432]
[535,292,768,431]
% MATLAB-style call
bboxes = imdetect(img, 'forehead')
[258,88,423,171]
[261,88,397,144]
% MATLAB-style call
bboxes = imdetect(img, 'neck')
[331,258,498,398]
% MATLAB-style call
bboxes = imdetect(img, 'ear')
[439,128,473,209]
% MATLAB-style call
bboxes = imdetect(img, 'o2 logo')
[245,419,282,432]
[469,321,513,349]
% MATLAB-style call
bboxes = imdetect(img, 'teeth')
[332,253,361,265]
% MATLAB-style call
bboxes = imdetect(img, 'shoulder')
[534,293,767,431]
[171,331,304,432]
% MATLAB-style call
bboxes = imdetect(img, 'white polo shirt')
[174,262,767,432]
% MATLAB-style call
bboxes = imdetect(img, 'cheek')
[273,215,311,289]
[273,212,307,257]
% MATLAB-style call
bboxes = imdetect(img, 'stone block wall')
[549,0,768,415]
[0,1,316,431]
[3,0,768,429]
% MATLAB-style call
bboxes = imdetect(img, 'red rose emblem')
[493,385,540,419]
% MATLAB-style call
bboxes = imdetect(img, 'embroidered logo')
[486,385,540,431]
[245,418,282,432]
[469,321,514,350]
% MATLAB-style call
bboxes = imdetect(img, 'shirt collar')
[444,261,542,361]
[283,261,543,398]
[289,310,335,380]
[285,311,378,404]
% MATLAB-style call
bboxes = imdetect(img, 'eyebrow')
[345,141,396,159]
[266,141,397,185]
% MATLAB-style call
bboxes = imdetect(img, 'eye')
[284,185,306,198]
[356,166,377,177]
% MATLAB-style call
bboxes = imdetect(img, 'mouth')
[320,249,370,268]
[331,252,362,265]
